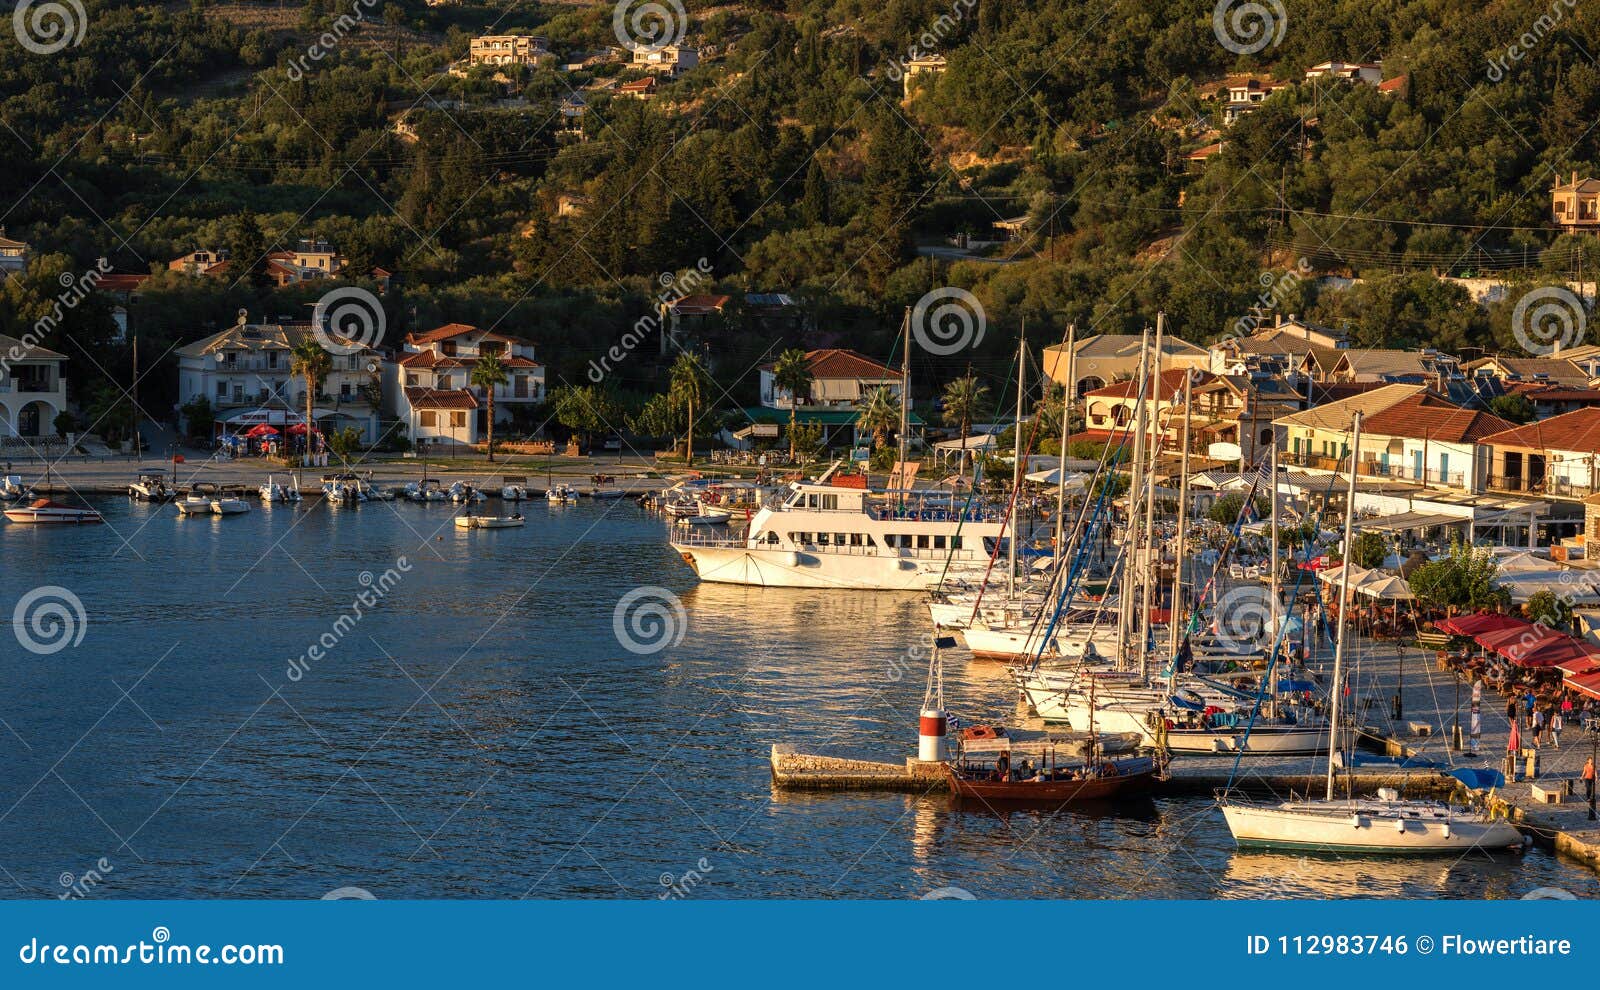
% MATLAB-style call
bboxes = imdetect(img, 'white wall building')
[387,323,545,448]
[0,333,67,444]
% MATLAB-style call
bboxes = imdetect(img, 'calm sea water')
[0,496,1594,900]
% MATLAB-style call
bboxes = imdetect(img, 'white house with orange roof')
[758,349,902,409]
[387,323,545,448]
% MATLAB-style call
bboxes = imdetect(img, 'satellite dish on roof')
[1208,441,1243,462]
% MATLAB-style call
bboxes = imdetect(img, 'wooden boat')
[944,753,1159,805]
[454,514,525,529]
[4,498,103,524]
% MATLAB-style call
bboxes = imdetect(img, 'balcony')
[1488,474,1598,500]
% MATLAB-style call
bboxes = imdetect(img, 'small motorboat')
[211,487,251,515]
[682,508,732,526]
[322,474,365,506]
[128,470,172,502]
[0,475,34,502]
[449,482,487,503]
[454,513,526,529]
[258,475,301,503]
[588,488,627,499]
[546,484,577,503]
[175,485,216,515]
[944,752,1161,807]
[4,498,103,524]
[501,485,529,500]
[403,480,449,502]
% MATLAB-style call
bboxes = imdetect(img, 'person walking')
[1506,696,1518,724]
[1469,707,1482,756]
[1584,756,1596,804]
[1550,709,1563,748]
[1532,706,1546,748]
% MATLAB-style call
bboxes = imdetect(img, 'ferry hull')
[672,544,980,591]
[1221,803,1523,854]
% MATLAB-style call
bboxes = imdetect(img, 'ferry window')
[934,536,946,549]
[821,494,839,510]
[951,536,962,550]
[763,532,778,545]
[864,535,877,547]
[817,533,830,545]
[835,533,847,545]
[917,535,930,549]
[807,494,819,508]
[849,533,861,546]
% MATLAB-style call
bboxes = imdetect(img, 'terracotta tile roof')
[1469,355,1590,386]
[1358,392,1514,443]
[764,348,900,380]
[1085,368,1212,399]
[1507,382,1600,403]
[1480,407,1600,453]
[404,323,524,346]
[404,387,478,410]
[667,293,730,315]
[96,274,149,292]
[0,333,66,361]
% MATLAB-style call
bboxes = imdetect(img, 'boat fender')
[1394,817,1406,833]
[1441,823,1450,839]
[1350,815,1362,828]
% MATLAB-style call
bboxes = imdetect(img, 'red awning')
[1472,623,1539,652]
[1567,670,1600,701]
[1437,613,1527,637]
[1557,655,1600,677]
[1511,638,1598,669]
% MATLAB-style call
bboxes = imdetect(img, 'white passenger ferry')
[670,472,1010,590]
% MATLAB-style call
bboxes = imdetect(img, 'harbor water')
[0,497,1595,899]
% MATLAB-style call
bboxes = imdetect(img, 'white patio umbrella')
[1357,573,1415,600]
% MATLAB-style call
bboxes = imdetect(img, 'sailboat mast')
[1009,320,1026,597]
[1325,411,1363,802]
[1054,324,1075,557]
[1168,368,1193,658]
[1118,325,1151,669]
[1270,431,1280,646]
[1139,313,1164,680]
[898,306,911,503]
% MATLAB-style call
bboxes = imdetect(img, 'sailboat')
[1219,411,1523,854]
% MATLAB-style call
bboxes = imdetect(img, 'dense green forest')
[1,0,1596,418]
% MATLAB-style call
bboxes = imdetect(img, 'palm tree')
[941,373,989,489]
[856,385,902,454]
[470,351,509,462]
[290,336,331,466]
[668,351,710,466]
[772,348,814,463]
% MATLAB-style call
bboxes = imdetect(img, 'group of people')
[1503,690,1596,749]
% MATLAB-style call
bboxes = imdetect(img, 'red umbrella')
[1473,623,1541,653]
[244,424,279,438]
[287,423,318,435]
